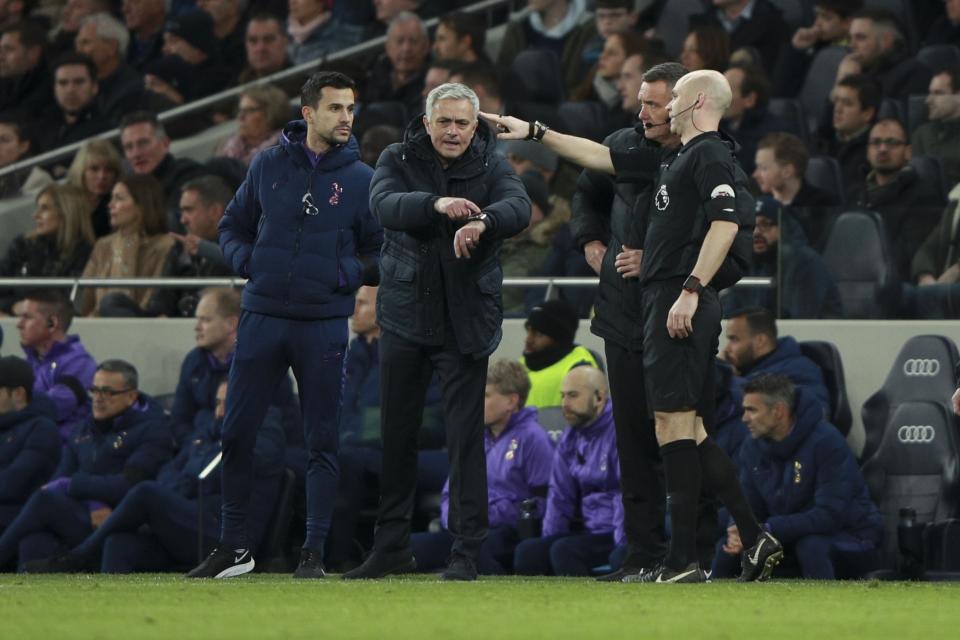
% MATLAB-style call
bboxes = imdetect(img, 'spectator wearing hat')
[144,11,233,106]
[519,299,598,410]
[0,356,61,537]
[287,0,364,67]
[721,197,843,320]
[500,171,567,316]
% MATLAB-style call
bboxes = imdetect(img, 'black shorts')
[641,278,721,416]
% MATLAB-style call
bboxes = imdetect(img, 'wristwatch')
[467,212,489,229]
[682,275,703,294]
[526,121,550,142]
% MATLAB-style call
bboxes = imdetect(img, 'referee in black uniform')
[483,69,783,583]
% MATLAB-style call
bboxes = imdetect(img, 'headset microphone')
[643,120,669,129]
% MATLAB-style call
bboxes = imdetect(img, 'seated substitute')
[520,299,598,409]
[26,380,285,575]
[513,367,624,577]
[17,290,97,442]
[0,357,60,536]
[714,374,883,580]
[722,306,831,416]
[0,360,171,571]
[410,360,554,575]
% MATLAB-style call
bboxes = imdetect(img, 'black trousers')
[604,341,667,568]
[374,330,489,559]
[605,341,721,569]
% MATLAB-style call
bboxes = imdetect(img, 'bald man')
[513,366,624,577]
[487,70,779,583]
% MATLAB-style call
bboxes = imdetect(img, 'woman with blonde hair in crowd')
[0,184,96,313]
[78,174,176,317]
[215,84,289,166]
[66,139,123,238]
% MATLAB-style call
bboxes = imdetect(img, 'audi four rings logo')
[902,359,941,376]
[897,425,936,444]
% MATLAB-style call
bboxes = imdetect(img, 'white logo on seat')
[897,425,936,444]
[902,359,941,377]
[655,184,670,211]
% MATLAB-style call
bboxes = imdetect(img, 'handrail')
[0,0,522,180]
[0,276,774,289]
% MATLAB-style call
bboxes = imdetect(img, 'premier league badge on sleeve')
[655,184,670,211]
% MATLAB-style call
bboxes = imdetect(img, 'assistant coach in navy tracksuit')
[714,374,883,579]
[187,71,382,580]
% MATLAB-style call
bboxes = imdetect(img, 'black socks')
[697,437,762,548]
[660,439,701,571]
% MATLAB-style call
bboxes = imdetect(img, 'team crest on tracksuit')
[329,182,343,206]
[655,184,670,211]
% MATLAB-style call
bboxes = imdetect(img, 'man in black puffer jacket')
[344,82,530,582]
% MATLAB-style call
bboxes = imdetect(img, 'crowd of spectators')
[0,0,958,326]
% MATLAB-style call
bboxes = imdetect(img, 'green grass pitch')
[1,575,958,639]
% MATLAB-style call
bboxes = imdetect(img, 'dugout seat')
[798,341,852,437]
[537,406,568,444]
[861,401,960,570]
[804,156,845,205]
[821,211,898,319]
[860,335,960,463]
[798,45,847,133]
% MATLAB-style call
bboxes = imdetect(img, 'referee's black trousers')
[374,329,489,559]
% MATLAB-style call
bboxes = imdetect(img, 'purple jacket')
[23,336,96,441]
[543,401,625,544]
[441,407,555,529]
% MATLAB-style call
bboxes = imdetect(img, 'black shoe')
[441,554,477,581]
[595,565,646,582]
[185,546,255,579]
[293,549,326,579]
[739,532,783,582]
[22,553,87,574]
[341,549,416,580]
[626,562,706,584]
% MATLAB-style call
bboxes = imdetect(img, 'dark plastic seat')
[908,94,928,135]
[821,211,898,319]
[799,45,847,133]
[654,0,705,58]
[804,156,844,204]
[768,0,808,29]
[536,406,568,444]
[909,155,948,203]
[767,98,810,146]
[509,49,565,105]
[861,401,960,569]
[798,340,852,436]
[878,98,904,124]
[557,101,611,142]
[860,335,960,463]
[916,44,960,71]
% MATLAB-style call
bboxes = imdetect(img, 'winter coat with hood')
[370,114,531,357]
[738,389,883,546]
[219,120,383,319]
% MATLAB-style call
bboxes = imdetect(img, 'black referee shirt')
[611,131,740,286]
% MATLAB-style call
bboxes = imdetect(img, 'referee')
[485,69,783,583]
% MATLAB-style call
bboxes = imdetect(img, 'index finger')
[464,200,481,214]
[478,111,499,123]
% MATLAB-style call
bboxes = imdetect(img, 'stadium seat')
[908,94,929,135]
[804,156,845,204]
[355,101,409,137]
[798,45,847,133]
[820,211,898,319]
[509,50,566,105]
[557,101,611,142]
[255,468,298,572]
[916,45,960,72]
[798,340,853,436]
[860,334,960,463]
[878,98,905,125]
[909,155,948,203]
[768,0,809,30]
[861,401,960,570]
[654,0,705,58]
[767,98,810,146]
[537,406,568,443]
